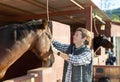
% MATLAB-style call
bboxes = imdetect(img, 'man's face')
[73,31,85,45]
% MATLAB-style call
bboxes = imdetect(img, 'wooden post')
[85,5,92,32]
[85,5,93,50]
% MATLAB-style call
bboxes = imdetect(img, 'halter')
[39,21,54,60]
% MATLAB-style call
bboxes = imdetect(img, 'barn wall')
[111,23,120,37]
[52,21,70,81]
[111,23,120,65]
[93,65,120,82]
[92,21,111,37]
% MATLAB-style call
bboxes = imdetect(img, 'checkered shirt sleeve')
[52,40,69,53]
[68,51,92,66]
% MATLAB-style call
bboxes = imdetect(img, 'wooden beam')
[0,15,12,22]
[24,0,55,12]
[85,6,92,32]
[23,0,82,23]
[70,0,84,9]
[0,2,34,15]
[5,9,85,22]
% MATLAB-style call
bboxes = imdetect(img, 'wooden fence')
[4,67,56,82]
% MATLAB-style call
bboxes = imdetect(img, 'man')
[52,28,93,82]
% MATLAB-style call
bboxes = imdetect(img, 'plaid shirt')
[52,40,92,82]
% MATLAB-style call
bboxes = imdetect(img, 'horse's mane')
[0,19,46,40]
[0,19,45,31]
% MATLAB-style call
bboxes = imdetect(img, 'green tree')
[111,14,120,21]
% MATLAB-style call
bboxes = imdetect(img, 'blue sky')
[92,0,120,10]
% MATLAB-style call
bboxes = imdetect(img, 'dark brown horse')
[0,19,54,80]
[93,35,114,52]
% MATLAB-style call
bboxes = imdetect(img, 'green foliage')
[105,8,120,22]
[111,14,119,21]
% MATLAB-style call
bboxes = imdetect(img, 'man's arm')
[52,40,70,53]
[59,51,92,66]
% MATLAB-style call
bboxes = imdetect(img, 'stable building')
[0,0,119,82]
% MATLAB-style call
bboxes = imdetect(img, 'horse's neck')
[0,31,36,77]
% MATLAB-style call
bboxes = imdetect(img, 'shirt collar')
[74,44,86,50]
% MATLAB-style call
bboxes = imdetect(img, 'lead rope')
[47,0,50,21]
[93,18,101,55]
[93,18,99,35]
[46,0,58,54]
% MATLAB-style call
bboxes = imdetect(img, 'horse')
[0,19,54,80]
[93,35,114,52]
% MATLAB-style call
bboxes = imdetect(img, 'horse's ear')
[43,19,49,30]
[43,20,53,30]
[98,34,101,37]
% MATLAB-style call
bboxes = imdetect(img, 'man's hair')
[75,27,91,46]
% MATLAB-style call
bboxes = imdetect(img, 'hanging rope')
[47,0,50,21]
[93,18,99,35]
[46,0,57,54]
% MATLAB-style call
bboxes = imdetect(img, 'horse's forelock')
[26,19,47,30]
[35,20,52,30]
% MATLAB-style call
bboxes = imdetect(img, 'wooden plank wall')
[93,65,120,82]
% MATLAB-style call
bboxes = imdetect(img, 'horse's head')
[93,35,114,52]
[29,19,54,66]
